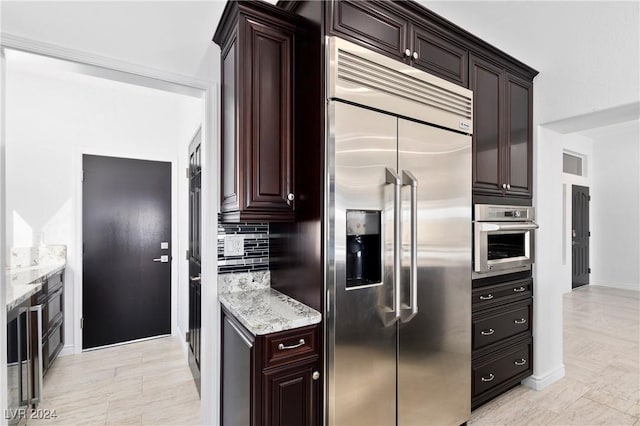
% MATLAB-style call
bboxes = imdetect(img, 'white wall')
[5,62,202,353]
[590,121,640,291]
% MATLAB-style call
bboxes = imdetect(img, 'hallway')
[28,336,201,426]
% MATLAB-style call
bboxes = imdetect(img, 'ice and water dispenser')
[346,210,381,287]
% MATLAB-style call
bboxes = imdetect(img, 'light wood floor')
[470,285,640,426]
[29,286,638,426]
[28,336,201,426]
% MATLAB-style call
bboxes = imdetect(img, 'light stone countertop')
[219,287,321,336]
[6,263,65,311]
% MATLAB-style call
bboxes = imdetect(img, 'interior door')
[329,101,398,426]
[82,155,171,349]
[188,129,202,393]
[397,119,472,425]
[572,185,590,288]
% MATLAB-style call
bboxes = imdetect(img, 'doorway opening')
[571,185,590,289]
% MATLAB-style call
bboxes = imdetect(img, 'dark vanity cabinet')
[471,274,534,408]
[470,54,533,200]
[221,309,320,426]
[213,1,297,222]
[34,271,65,376]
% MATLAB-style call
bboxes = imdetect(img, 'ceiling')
[2,0,638,138]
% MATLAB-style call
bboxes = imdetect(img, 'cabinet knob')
[287,193,295,202]
[507,184,511,190]
[502,183,507,189]
[412,51,419,60]
[404,49,412,58]
[312,371,320,381]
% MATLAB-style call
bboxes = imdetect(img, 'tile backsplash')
[218,223,269,274]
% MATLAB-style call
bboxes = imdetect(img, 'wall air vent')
[328,37,473,134]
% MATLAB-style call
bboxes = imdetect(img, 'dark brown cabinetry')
[221,309,320,425]
[470,54,533,199]
[214,1,297,222]
[328,0,468,86]
[35,270,65,376]
[472,275,533,409]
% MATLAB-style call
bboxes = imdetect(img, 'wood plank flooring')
[28,285,637,425]
[28,336,201,426]
[470,285,640,426]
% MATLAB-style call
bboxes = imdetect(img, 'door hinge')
[81,170,84,182]
[588,231,591,237]
[588,195,591,201]
[80,318,84,329]
[186,249,190,260]
[588,268,591,274]
[186,167,190,179]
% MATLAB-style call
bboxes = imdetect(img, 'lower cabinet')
[221,308,320,426]
[35,271,65,377]
[471,274,533,409]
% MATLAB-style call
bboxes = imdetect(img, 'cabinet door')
[263,361,319,426]
[505,73,533,198]
[470,54,504,196]
[243,18,295,217]
[220,35,240,215]
[411,24,468,87]
[329,0,409,61]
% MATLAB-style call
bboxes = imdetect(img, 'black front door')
[188,129,202,393]
[82,155,171,349]
[572,185,590,289]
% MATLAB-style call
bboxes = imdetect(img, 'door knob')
[312,371,320,380]
[153,255,169,263]
[572,229,577,238]
[190,274,201,282]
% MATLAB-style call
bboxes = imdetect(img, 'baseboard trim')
[58,344,75,357]
[521,365,565,390]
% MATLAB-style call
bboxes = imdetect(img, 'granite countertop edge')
[219,288,322,336]
[6,263,66,310]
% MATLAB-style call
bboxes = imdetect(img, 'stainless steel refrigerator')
[325,37,473,425]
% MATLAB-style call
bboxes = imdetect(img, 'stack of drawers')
[471,274,533,409]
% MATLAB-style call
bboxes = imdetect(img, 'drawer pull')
[480,328,495,336]
[479,294,494,300]
[514,318,527,325]
[481,373,495,382]
[514,358,527,366]
[513,286,526,292]
[278,339,305,351]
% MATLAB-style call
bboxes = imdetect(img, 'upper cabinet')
[470,54,533,199]
[214,1,297,222]
[329,0,468,86]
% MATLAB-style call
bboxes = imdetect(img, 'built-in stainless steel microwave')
[473,204,539,278]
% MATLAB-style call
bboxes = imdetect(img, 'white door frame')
[0,37,220,425]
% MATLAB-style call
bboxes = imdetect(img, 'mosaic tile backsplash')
[218,223,269,274]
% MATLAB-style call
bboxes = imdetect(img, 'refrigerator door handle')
[401,170,419,323]
[381,167,402,326]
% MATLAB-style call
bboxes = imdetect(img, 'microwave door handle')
[381,168,401,326]
[401,170,418,323]
[480,223,539,232]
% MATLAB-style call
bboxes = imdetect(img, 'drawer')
[473,338,532,397]
[264,325,318,369]
[473,278,532,310]
[473,300,531,350]
[43,287,64,334]
[43,319,64,374]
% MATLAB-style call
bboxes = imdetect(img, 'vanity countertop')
[219,287,321,336]
[6,263,65,310]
